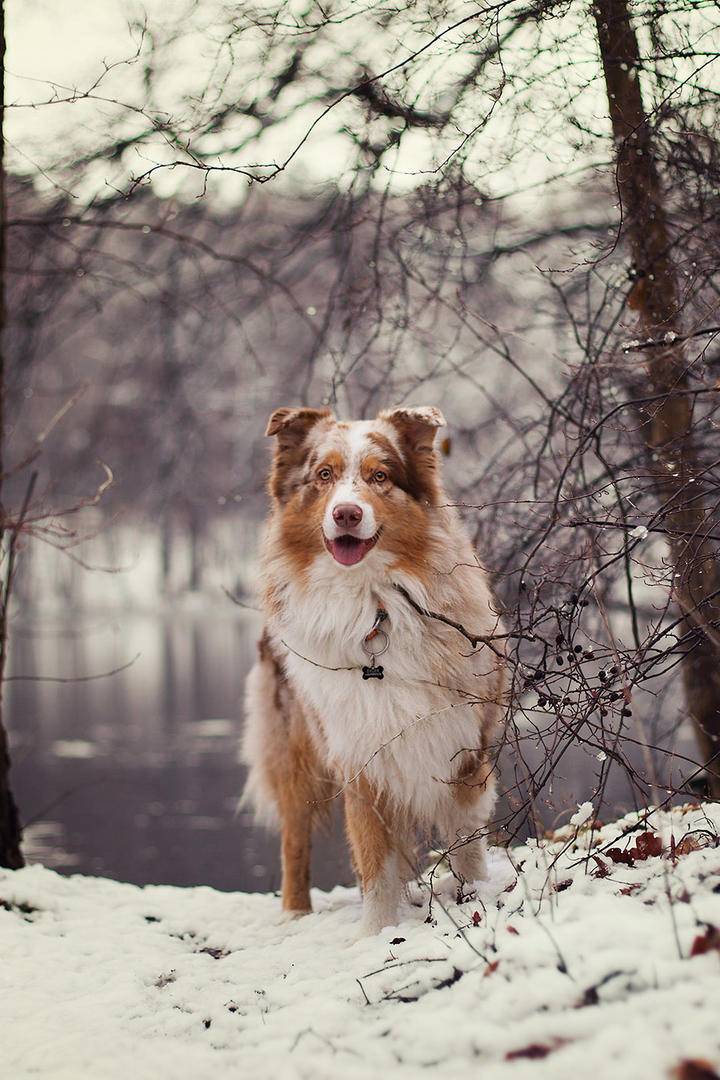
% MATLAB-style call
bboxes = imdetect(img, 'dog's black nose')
[332,503,363,528]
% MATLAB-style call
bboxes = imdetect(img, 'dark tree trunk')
[0,0,24,866]
[188,513,201,592]
[595,0,720,796]
[0,730,24,868]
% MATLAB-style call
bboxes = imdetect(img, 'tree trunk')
[188,513,201,592]
[594,0,720,796]
[0,730,24,868]
[0,0,24,865]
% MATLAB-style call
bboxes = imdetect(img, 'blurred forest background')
[1,0,719,881]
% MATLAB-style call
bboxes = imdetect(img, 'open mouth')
[324,531,380,567]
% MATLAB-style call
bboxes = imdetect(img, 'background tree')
[1,0,24,867]
[594,0,720,794]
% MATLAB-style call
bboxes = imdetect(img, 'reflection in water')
[6,599,696,893]
[7,606,351,893]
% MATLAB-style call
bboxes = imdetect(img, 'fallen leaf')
[673,832,719,859]
[674,835,704,858]
[633,831,663,859]
[606,831,663,867]
[673,1059,720,1080]
[607,846,635,866]
[690,926,720,958]
[506,1044,554,1061]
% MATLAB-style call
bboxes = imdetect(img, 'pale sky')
[7,0,134,85]
[6,0,160,195]
[4,0,621,207]
[5,0,366,201]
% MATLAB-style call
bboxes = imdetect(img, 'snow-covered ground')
[2,803,720,1080]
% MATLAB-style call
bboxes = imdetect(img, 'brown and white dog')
[241,406,506,935]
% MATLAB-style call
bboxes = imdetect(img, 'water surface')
[7,605,351,892]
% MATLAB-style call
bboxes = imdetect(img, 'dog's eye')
[316,467,333,483]
[373,470,387,483]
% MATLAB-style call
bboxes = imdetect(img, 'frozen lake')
[6,603,351,892]
[5,590,695,893]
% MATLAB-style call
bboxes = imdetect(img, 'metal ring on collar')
[362,629,389,658]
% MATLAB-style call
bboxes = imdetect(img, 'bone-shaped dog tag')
[361,612,388,681]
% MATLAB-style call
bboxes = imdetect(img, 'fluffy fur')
[241,406,506,935]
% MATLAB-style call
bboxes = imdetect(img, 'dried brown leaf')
[506,1044,553,1061]
[673,831,719,859]
[674,835,704,857]
[607,846,635,866]
[690,926,720,958]
[506,1040,566,1061]
[673,1059,720,1080]
[633,831,663,860]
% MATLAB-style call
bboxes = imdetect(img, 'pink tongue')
[328,536,371,566]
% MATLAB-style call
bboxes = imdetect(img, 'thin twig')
[5,653,141,683]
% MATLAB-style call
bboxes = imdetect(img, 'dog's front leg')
[279,803,313,917]
[344,781,401,936]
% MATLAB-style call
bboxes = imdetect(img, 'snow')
[569,801,594,827]
[2,803,720,1079]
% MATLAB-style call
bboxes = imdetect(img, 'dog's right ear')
[266,407,333,501]
[265,407,332,443]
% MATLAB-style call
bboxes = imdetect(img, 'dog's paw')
[275,908,311,925]
[344,923,390,947]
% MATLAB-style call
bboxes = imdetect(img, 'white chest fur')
[270,564,491,823]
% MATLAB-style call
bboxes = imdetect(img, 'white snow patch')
[569,801,594,827]
[1,804,720,1078]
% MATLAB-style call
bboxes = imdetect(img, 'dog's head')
[265,406,447,571]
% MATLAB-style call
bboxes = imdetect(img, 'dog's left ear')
[378,406,446,504]
[378,406,446,451]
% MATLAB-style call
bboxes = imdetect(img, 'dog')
[241,406,506,935]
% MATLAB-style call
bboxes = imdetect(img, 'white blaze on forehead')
[344,419,404,470]
[309,419,404,480]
